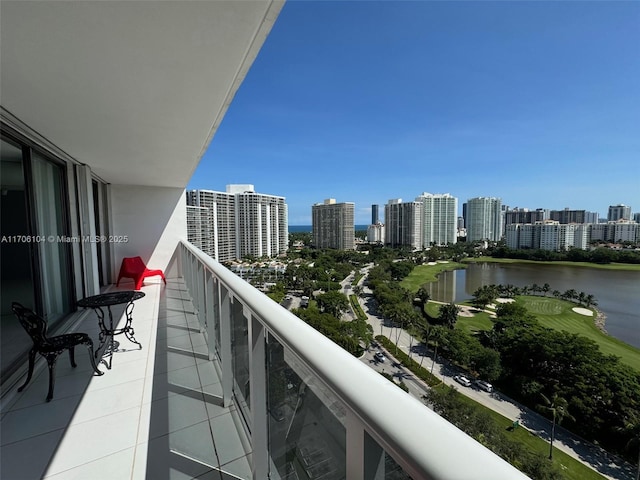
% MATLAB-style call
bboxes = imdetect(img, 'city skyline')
[187,1,640,225]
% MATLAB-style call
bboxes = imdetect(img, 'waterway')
[426,262,640,349]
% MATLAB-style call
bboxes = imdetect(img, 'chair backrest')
[122,256,147,274]
[11,302,50,347]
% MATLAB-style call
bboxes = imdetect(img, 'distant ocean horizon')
[289,225,368,233]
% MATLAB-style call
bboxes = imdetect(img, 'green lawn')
[400,261,466,292]
[424,301,441,318]
[455,309,494,334]
[449,295,640,371]
[463,256,640,272]
[515,296,640,371]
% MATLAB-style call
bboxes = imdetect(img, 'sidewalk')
[352,271,635,480]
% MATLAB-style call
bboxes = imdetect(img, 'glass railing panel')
[381,451,413,479]
[266,334,346,480]
[363,431,412,479]
[231,296,251,419]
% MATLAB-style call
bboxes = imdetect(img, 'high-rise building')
[384,199,422,249]
[311,199,355,250]
[592,220,640,243]
[415,193,458,246]
[550,208,598,224]
[186,185,288,262]
[186,205,213,256]
[367,223,385,243]
[466,197,503,242]
[506,221,585,251]
[608,204,632,221]
[504,207,548,225]
[186,189,236,262]
[371,204,380,224]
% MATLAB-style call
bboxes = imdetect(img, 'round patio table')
[78,291,145,369]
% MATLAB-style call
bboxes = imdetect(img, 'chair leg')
[18,349,37,392]
[86,343,104,376]
[45,356,58,402]
[68,346,77,368]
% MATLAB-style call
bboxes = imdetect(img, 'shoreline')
[462,256,640,272]
[593,307,608,335]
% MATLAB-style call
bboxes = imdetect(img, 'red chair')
[116,256,166,290]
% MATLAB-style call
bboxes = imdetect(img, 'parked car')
[454,375,472,387]
[374,352,385,363]
[475,380,493,392]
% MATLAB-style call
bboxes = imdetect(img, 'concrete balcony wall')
[109,185,187,280]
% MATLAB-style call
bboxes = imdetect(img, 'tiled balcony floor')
[0,279,251,480]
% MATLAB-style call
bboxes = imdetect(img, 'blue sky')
[188,1,640,225]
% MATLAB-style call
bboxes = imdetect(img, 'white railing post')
[249,315,269,479]
[190,253,197,304]
[196,261,205,329]
[219,283,233,407]
[346,410,365,480]
[205,272,216,361]
[346,410,386,480]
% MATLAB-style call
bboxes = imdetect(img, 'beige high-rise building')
[312,199,355,250]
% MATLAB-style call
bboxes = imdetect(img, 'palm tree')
[430,326,446,376]
[537,393,575,460]
[577,291,586,306]
[563,289,578,303]
[542,283,550,297]
[416,286,431,311]
[439,302,460,330]
[419,323,431,368]
[405,311,420,359]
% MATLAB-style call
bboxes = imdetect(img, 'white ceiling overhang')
[0,0,283,187]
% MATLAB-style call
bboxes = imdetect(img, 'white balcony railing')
[179,240,529,480]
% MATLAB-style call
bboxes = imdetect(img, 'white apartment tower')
[506,221,594,251]
[466,197,503,242]
[186,205,213,257]
[367,223,385,243]
[385,199,423,250]
[312,199,355,250]
[186,185,288,262]
[416,192,458,246]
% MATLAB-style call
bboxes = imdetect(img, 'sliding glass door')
[0,138,36,374]
[31,152,73,322]
[0,133,74,379]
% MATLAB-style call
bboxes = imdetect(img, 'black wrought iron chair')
[11,302,103,402]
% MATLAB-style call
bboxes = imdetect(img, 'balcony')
[0,241,528,479]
